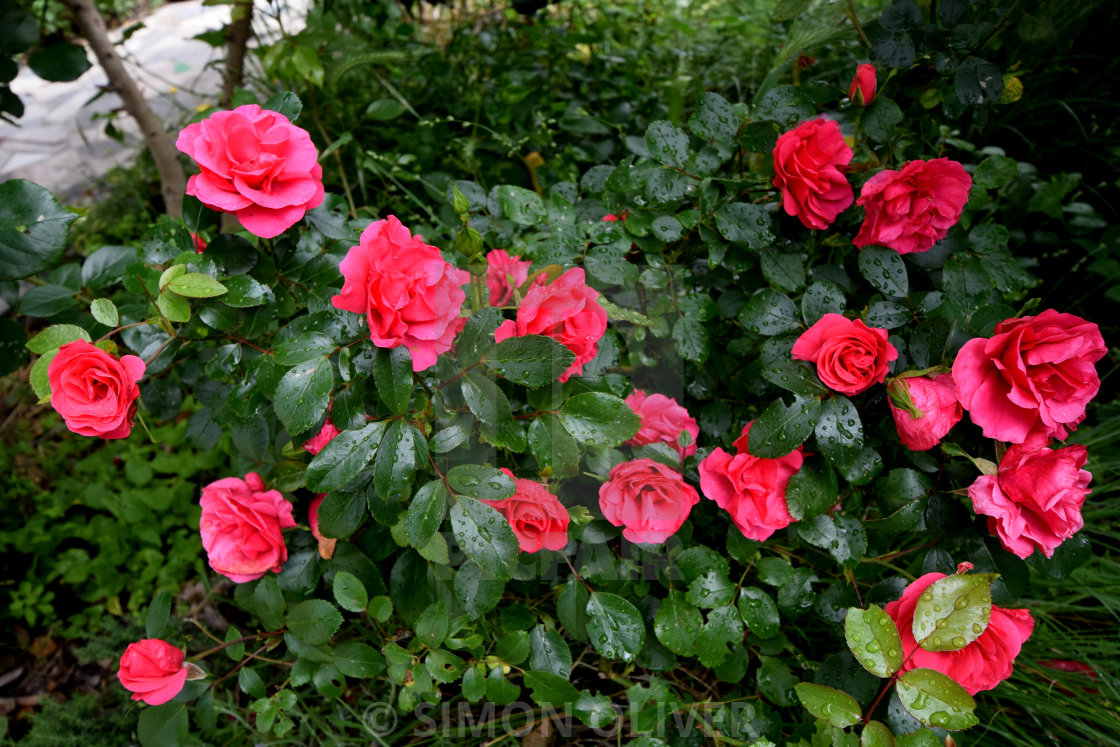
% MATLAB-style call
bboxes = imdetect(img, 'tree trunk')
[220,0,255,108]
[62,0,186,218]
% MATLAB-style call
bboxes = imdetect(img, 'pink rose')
[598,459,699,544]
[887,374,963,451]
[624,388,700,459]
[494,267,608,383]
[117,639,188,706]
[304,415,340,455]
[332,215,470,372]
[601,211,627,222]
[485,249,533,307]
[852,158,972,255]
[953,309,1106,443]
[308,494,336,559]
[772,118,854,230]
[791,313,897,396]
[482,469,569,553]
[175,104,325,239]
[885,572,1035,694]
[191,232,207,253]
[699,422,804,541]
[968,432,1091,558]
[47,340,145,439]
[199,472,296,583]
[848,63,877,105]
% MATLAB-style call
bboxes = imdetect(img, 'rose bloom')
[486,249,533,307]
[117,639,188,706]
[625,388,700,459]
[772,118,854,230]
[191,232,207,253]
[699,422,804,541]
[332,215,470,372]
[175,104,324,238]
[969,432,1091,558]
[792,313,897,396]
[885,572,1035,694]
[494,267,608,383]
[599,459,699,544]
[199,472,297,583]
[482,469,569,553]
[852,158,972,255]
[953,309,1107,443]
[304,414,340,455]
[308,494,337,559]
[848,63,877,105]
[887,374,962,451]
[47,340,145,439]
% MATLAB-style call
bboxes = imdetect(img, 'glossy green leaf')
[645,120,689,168]
[529,625,572,678]
[137,702,188,747]
[844,605,903,678]
[454,561,505,619]
[461,370,513,424]
[585,592,645,663]
[653,590,702,656]
[913,573,995,652]
[306,421,387,492]
[858,247,908,298]
[738,288,802,336]
[373,420,425,503]
[166,272,228,298]
[26,323,89,353]
[90,298,119,327]
[274,357,333,436]
[524,670,580,706]
[737,587,780,639]
[450,497,519,580]
[497,185,546,226]
[861,720,896,747]
[816,395,864,469]
[747,395,821,458]
[715,202,773,248]
[253,575,285,631]
[333,641,384,678]
[528,414,581,478]
[0,179,78,281]
[145,589,172,639]
[373,346,413,413]
[896,668,979,730]
[405,480,447,549]
[795,682,862,727]
[446,464,515,502]
[559,392,641,447]
[484,334,575,387]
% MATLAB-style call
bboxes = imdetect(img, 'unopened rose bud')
[849,63,877,106]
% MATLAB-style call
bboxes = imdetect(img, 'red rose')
[485,249,533,307]
[624,388,700,459]
[308,494,336,559]
[332,215,470,372]
[968,431,1091,558]
[175,104,324,238]
[199,472,296,583]
[191,232,207,253]
[852,158,972,255]
[772,118,854,230]
[791,314,897,395]
[887,374,962,451]
[47,340,145,439]
[117,639,188,705]
[885,572,1035,694]
[698,422,804,541]
[953,309,1106,443]
[482,469,569,553]
[304,415,340,455]
[494,267,608,383]
[848,63,877,105]
[598,458,699,544]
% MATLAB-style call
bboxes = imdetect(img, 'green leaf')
[28,41,91,82]
[497,185,546,226]
[430,423,468,454]
[253,575,285,631]
[457,308,502,367]
[20,285,76,316]
[529,625,572,678]
[26,323,89,353]
[816,396,864,469]
[82,245,139,289]
[462,665,487,702]
[365,98,405,120]
[166,273,228,298]
[747,395,821,458]
[737,587,780,639]
[137,702,188,747]
[405,480,447,549]
[90,298,119,327]
[157,291,190,323]
[739,288,802,336]
[557,582,589,641]
[373,420,425,503]
[446,464,515,502]
[315,488,366,539]
[0,179,78,281]
[332,642,384,679]
[715,202,773,248]
[262,91,302,121]
[524,670,580,706]
[672,316,709,363]
[955,57,1002,107]
[785,458,839,520]
[454,561,505,619]
[286,600,343,645]
[528,415,581,478]
[689,92,738,142]
[221,275,271,307]
[844,605,903,678]
[450,497,519,580]
[761,247,806,293]
[145,589,172,639]
[306,421,387,492]
[973,155,1017,189]
[686,571,736,608]
[312,663,345,698]
[943,255,988,315]
[801,280,846,325]
[756,655,798,706]
[484,335,575,387]
[862,97,903,143]
[753,85,816,126]
[585,592,645,663]
[696,604,744,668]
[861,721,896,747]
[461,370,513,424]
[367,596,392,622]
[274,357,333,436]
[795,682,862,728]
[559,392,641,447]
[858,247,908,297]
[416,601,449,647]
[912,573,995,652]
[332,571,368,613]
[574,691,616,729]
[373,346,413,413]
[653,590,702,656]
[486,667,521,704]
[645,120,689,168]
[896,668,979,730]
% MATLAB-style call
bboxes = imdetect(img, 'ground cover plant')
[1,0,1118,745]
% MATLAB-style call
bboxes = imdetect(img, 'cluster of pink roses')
[774,66,973,255]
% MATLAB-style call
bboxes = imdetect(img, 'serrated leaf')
[497,185,546,226]
[26,323,90,353]
[306,421,388,492]
[816,395,864,469]
[529,625,572,678]
[858,247,908,297]
[761,247,806,292]
[896,668,978,730]
[286,600,342,645]
[137,702,188,747]
[90,298,119,327]
[715,202,773,248]
[446,464,515,502]
[461,370,513,424]
[145,589,172,639]
[559,392,641,447]
[373,420,425,503]
[844,605,903,677]
[333,641,384,678]
[645,120,689,168]
[739,289,802,336]
[747,395,821,458]
[795,682,862,728]
[689,92,738,142]
[405,480,447,549]
[373,346,412,413]
[737,587,780,639]
[653,590,702,656]
[451,497,519,580]
[484,335,575,387]
[454,561,505,619]
[332,571,368,613]
[862,721,896,747]
[912,573,994,652]
[0,179,79,281]
[254,575,285,631]
[274,357,333,436]
[166,272,228,298]
[524,670,580,706]
[585,592,645,663]
[697,605,743,668]
[528,415,581,478]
